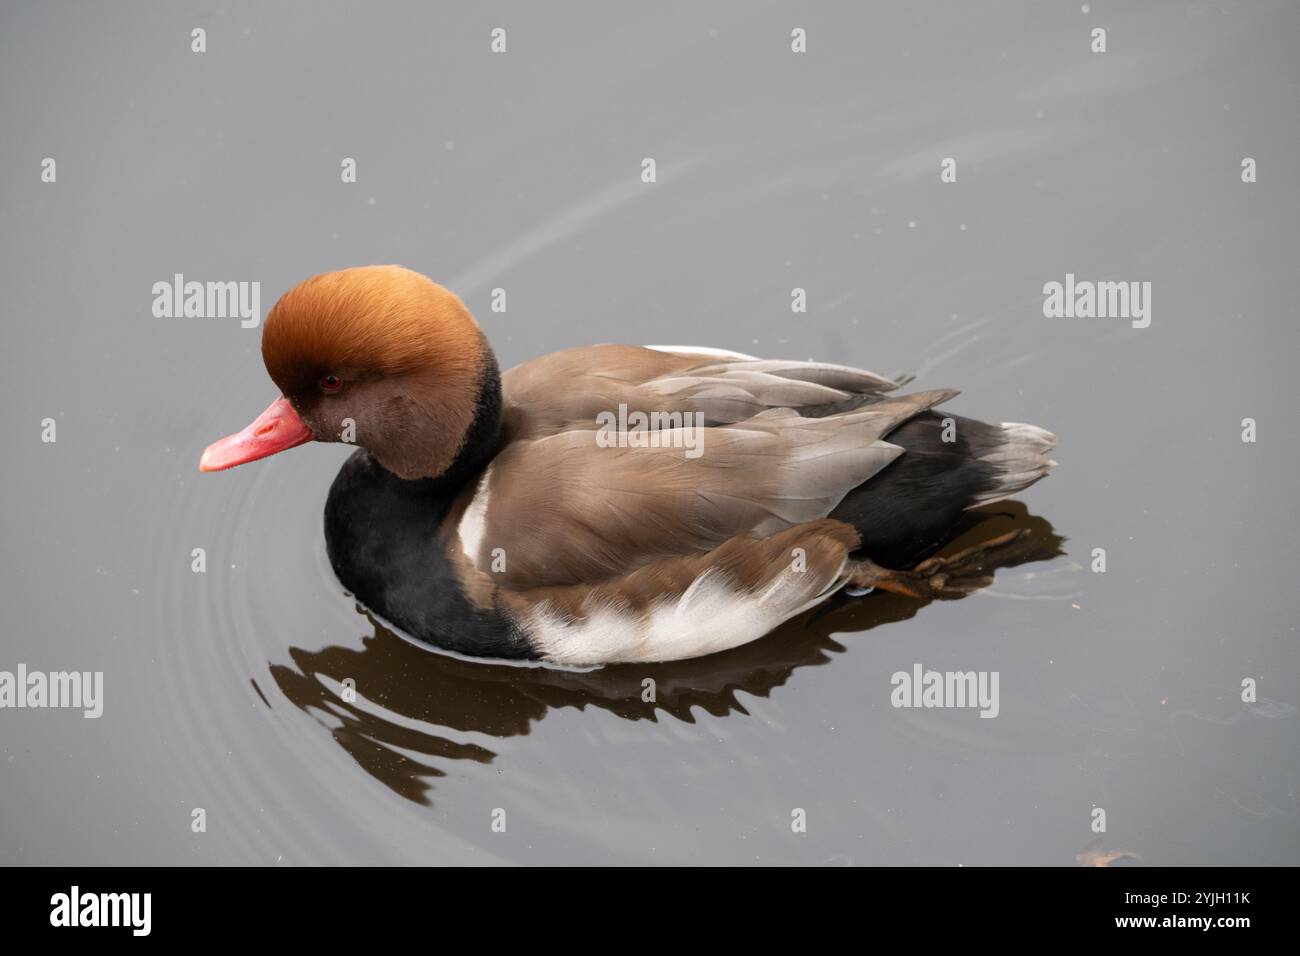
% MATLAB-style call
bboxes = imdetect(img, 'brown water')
[2,1,1297,865]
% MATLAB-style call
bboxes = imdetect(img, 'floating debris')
[1076,837,1139,867]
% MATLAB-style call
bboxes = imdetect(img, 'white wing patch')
[456,466,493,563]
[644,344,761,361]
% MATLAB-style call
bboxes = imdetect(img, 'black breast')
[323,453,534,660]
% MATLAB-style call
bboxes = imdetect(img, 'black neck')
[444,347,504,487]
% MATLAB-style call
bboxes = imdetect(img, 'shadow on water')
[269,502,1064,803]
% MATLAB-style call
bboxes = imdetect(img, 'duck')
[201,265,1056,665]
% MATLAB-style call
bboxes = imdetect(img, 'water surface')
[1,0,1297,864]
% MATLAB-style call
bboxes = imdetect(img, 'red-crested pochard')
[201,265,1056,665]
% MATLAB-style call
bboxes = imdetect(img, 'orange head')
[201,265,495,480]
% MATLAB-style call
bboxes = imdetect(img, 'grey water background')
[2,0,1297,865]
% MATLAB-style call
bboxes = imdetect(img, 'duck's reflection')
[269,503,1063,803]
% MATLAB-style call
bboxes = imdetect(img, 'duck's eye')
[320,374,342,392]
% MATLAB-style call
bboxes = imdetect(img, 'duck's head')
[200,265,499,480]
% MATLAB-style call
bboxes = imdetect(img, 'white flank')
[528,561,847,665]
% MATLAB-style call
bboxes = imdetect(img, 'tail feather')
[966,422,1057,508]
